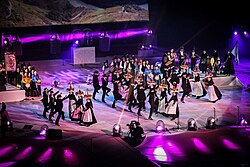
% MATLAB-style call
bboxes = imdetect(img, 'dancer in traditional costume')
[80,94,97,126]
[161,83,179,121]
[71,90,84,121]
[203,73,222,103]
[192,70,207,99]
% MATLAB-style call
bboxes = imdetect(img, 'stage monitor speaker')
[11,41,23,56]
[46,129,62,140]
[50,40,61,55]
[99,37,110,52]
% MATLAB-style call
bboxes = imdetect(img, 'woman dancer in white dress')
[80,96,97,127]
[160,83,179,121]
[203,73,222,103]
[192,70,207,99]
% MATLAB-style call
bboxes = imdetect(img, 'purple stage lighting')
[222,138,241,150]
[3,38,8,44]
[64,148,77,165]
[155,120,165,133]
[75,40,79,45]
[37,148,53,163]
[100,32,105,38]
[40,124,49,136]
[148,29,153,34]
[234,31,238,36]
[113,124,121,136]
[14,146,32,160]
[153,147,167,161]
[240,115,248,126]
[243,31,249,37]
[192,138,212,154]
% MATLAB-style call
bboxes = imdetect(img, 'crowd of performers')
[92,47,225,121]
[41,83,97,126]
[0,60,42,96]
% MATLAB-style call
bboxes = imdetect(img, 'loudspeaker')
[11,41,23,56]
[50,40,61,55]
[46,129,62,140]
[99,37,110,52]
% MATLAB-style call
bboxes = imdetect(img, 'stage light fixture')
[240,114,248,126]
[40,124,49,136]
[147,29,153,35]
[112,124,121,137]
[206,116,216,129]
[3,38,9,45]
[155,120,165,133]
[234,31,238,36]
[75,40,79,45]
[187,118,197,131]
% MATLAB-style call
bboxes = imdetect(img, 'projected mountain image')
[0,0,149,28]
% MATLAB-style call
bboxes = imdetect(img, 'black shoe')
[128,109,133,112]
[112,105,116,108]
[43,116,48,119]
[55,123,60,126]
[102,100,106,103]
[106,93,109,96]
[137,113,142,116]
[196,96,200,99]
[93,98,96,100]
[170,117,175,121]
[49,119,53,122]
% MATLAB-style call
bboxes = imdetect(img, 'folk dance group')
[92,49,222,121]
[41,82,97,126]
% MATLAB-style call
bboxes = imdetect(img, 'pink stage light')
[192,138,212,154]
[64,148,78,165]
[14,146,32,160]
[0,144,16,157]
[153,147,167,161]
[234,31,238,36]
[222,138,241,150]
[37,148,53,163]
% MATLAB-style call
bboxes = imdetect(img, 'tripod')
[169,116,186,131]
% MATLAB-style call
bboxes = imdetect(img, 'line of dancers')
[92,51,222,121]
[41,83,97,126]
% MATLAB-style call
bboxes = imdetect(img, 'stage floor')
[1,59,250,167]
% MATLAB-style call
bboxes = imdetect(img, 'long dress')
[204,78,222,102]
[192,74,207,97]
[80,100,97,126]
[68,93,77,119]
[158,89,167,113]
[71,98,83,121]
[161,93,179,120]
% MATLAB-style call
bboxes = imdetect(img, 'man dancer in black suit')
[55,94,68,126]
[41,87,52,119]
[92,70,101,100]
[137,82,146,116]
[48,90,59,121]
[101,74,111,103]
[147,84,158,120]
[180,72,191,103]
